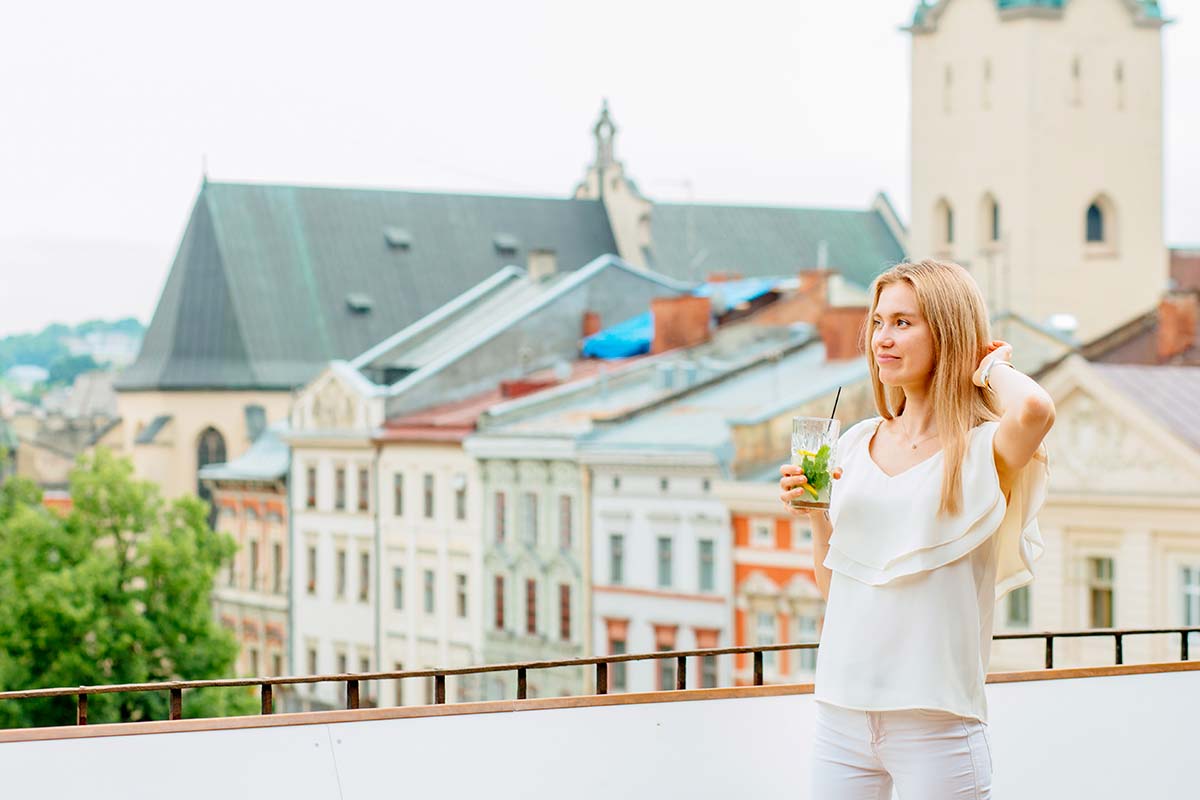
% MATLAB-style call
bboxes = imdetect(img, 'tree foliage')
[0,449,255,728]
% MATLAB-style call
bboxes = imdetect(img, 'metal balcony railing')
[1,626,1197,727]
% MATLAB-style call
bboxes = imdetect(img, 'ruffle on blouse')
[825,418,1047,599]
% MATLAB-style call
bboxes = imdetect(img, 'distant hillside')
[0,319,144,384]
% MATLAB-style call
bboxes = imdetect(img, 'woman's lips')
[877,355,900,363]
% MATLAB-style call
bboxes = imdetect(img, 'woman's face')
[871,282,935,389]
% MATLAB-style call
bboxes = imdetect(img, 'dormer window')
[383,227,412,249]
[493,233,520,255]
[346,293,374,315]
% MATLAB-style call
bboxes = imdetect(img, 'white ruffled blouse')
[813,416,1048,724]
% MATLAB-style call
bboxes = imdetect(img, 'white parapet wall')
[1,663,1195,798]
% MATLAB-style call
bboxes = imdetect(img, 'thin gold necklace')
[897,415,939,450]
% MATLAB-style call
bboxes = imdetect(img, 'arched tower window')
[1086,204,1105,243]
[1071,56,1082,106]
[943,65,953,112]
[1115,61,1125,110]
[982,59,992,110]
[935,198,954,249]
[981,194,1001,244]
[197,427,227,525]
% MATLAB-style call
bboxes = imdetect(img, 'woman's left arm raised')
[973,341,1056,498]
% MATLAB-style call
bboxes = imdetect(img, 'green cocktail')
[790,417,839,510]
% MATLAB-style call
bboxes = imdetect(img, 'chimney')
[1157,293,1198,362]
[651,295,712,355]
[582,311,602,338]
[817,306,868,361]
[528,249,557,282]
[705,271,744,283]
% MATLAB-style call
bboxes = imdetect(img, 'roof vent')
[493,233,520,255]
[384,227,412,249]
[346,293,374,314]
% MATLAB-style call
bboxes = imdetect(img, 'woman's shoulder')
[837,416,883,449]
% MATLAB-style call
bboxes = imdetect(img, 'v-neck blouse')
[814,415,1049,724]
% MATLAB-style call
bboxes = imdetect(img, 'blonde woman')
[779,259,1054,798]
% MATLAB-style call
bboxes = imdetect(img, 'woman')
[778,259,1054,798]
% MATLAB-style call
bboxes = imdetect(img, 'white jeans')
[811,701,993,799]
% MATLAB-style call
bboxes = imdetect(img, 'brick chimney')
[1157,293,1198,362]
[744,269,831,327]
[651,295,712,355]
[817,306,868,361]
[705,271,744,283]
[582,311,602,338]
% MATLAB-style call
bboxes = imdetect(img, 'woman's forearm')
[811,510,833,601]
[986,360,1054,419]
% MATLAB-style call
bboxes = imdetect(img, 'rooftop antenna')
[201,153,209,187]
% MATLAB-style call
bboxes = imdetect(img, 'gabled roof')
[1091,364,1200,452]
[645,202,904,291]
[117,181,619,391]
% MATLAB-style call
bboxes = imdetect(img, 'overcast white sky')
[0,0,1195,337]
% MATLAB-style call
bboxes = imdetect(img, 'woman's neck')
[898,387,936,437]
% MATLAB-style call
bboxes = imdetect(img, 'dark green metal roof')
[646,202,905,289]
[117,182,620,391]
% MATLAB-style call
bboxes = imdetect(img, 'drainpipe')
[581,464,594,692]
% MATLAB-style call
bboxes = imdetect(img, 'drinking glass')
[790,416,840,510]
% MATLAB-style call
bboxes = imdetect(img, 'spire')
[592,99,617,171]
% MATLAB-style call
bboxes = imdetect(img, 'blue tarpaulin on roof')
[581,311,654,359]
[693,277,780,313]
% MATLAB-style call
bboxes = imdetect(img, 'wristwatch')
[980,359,1016,391]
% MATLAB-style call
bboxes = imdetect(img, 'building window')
[308,647,318,675]
[494,575,506,630]
[423,474,434,519]
[757,612,777,673]
[394,662,404,706]
[494,492,507,543]
[393,567,404,610]
[306,466,317,508]
[698,539,715,592]
[702,478,711,493]
[454,474,467,521]
[943,64,953,112]
[272,654,283,676]
[1007,585,1031,628]
[610,637,627,692]
[525,578,538,635]
[610,534,625,584]
[336,548,347,599]
[456,573,468,619]
[559,584,571,641]
[559,495,573,550]
[337,651,348,675]
[335,467,346,510]
[393,473,404,517]
[248,539,259,590]
[248,648,259,677]
[1086,203,1105,243]
[935,198,954,247]
[612,475,620,491]
[751,518,774,548]
[358,552,370,603]
[424,569,435,615]
[793,519,813,547]
[982,194,1000,243]
[656,633,676,690]
[795,614,819,672]
[272,542,283,594]
[357,467,370,512]
[1182,566,1200,649]
[701,654,718,688]
[359,656,370,675]
[1088,557,1115,628]
[521,492,538,545]
[659,477,669,493]
[306,545,317,595]
[657,537,673,589]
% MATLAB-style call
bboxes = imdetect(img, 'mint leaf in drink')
[801,444,832,493]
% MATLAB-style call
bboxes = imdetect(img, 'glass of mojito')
[790,416,840,510]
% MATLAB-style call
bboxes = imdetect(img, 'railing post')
[595,662,608,695]
[346,680,360,710]
[1044,636,1054,670]
[169,687,182,720]
[1114,633,1124,665]
[517,668,527,700]
[434,675,446,704]
[676,656,687,690]
[76,692,88,726]
[753,652,764,686]
[261,684,273,715]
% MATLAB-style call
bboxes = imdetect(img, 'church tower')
[906,0,1169,341]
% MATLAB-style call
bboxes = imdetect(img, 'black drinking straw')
[826,386,842,433]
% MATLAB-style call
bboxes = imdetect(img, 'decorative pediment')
[1040,356,1200,496]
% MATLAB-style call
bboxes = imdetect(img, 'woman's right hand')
[778,464,843,516]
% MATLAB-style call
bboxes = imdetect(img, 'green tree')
[45,354,101,387]
[0,449,256,728]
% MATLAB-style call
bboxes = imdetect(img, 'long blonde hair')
[863,259,1039,518]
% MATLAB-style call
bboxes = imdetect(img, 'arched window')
[1086,204,1105,243]
[944,65,954,112]
[197,427,227,525]
[981,194,1000,243]
[935,198,954,247]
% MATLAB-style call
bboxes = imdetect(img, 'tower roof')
[909,0,1164,30]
